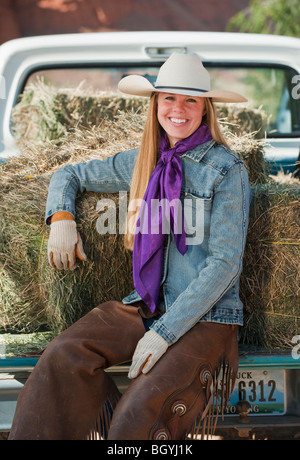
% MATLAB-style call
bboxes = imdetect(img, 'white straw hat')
[118,53,247,103]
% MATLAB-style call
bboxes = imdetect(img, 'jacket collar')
[181,139,216,163]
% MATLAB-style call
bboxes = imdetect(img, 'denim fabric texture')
[46,140,251,345]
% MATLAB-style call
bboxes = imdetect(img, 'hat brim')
[118,75,247,103]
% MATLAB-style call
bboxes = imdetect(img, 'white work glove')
[48,220,87,270]
[128,330,169,379]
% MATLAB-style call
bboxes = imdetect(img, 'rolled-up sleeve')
[45,149,138,223]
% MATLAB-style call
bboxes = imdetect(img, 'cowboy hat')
[118,53,247,103]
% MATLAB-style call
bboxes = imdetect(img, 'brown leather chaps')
[9,301,238,440]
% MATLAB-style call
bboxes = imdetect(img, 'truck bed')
[1,349,300,439]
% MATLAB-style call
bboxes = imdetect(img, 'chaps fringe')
[87,340,237,440]
[87,391,121,440]
[188,355,238,440]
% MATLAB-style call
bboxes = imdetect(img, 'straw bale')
[0,174,135,333]
[240,184,300,348]
[0,115,140,333]
[11,80,269,186]
[217,104,268,139]
[0,331,56,358]
[11,79,149,144]
[1,82,298,350]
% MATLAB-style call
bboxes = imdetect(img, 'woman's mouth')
[169,118,188,125]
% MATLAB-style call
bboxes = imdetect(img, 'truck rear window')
[24,63,300,138]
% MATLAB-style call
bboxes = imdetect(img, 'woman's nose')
[173,100,185,112]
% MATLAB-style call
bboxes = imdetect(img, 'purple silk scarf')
[132,123,212,313]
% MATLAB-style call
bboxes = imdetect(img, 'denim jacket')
[46,140,251,345]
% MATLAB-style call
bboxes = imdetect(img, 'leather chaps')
[9,301,238,440]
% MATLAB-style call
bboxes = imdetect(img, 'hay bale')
[217,104,268,139]
[0,332,56,358]
[11,80,269,186]
[1,81,298,351]
[240,184,300,348]
[1,84,146,333]
[0,171,134,333]
[218,104,269,185]
[12,79,149,144]
[0,116,140,333]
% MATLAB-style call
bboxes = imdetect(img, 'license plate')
[225,369,285,415]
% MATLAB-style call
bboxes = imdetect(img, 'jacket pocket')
[183,193,212,246]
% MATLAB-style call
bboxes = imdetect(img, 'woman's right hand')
[47,213,87,270]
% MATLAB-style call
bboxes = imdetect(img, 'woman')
[9,53,251,440]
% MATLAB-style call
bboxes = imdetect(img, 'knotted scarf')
[133,123,212,313]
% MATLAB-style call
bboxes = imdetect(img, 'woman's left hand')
[128,330,168,379]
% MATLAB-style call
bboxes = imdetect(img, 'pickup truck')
[0,31,299,440]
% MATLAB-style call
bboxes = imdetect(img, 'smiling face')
[157,92,206,148]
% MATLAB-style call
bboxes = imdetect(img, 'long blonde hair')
[124,94,229,250]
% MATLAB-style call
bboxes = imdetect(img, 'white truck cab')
[0,31,300,173]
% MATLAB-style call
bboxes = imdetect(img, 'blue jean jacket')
[46,140,251,345]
